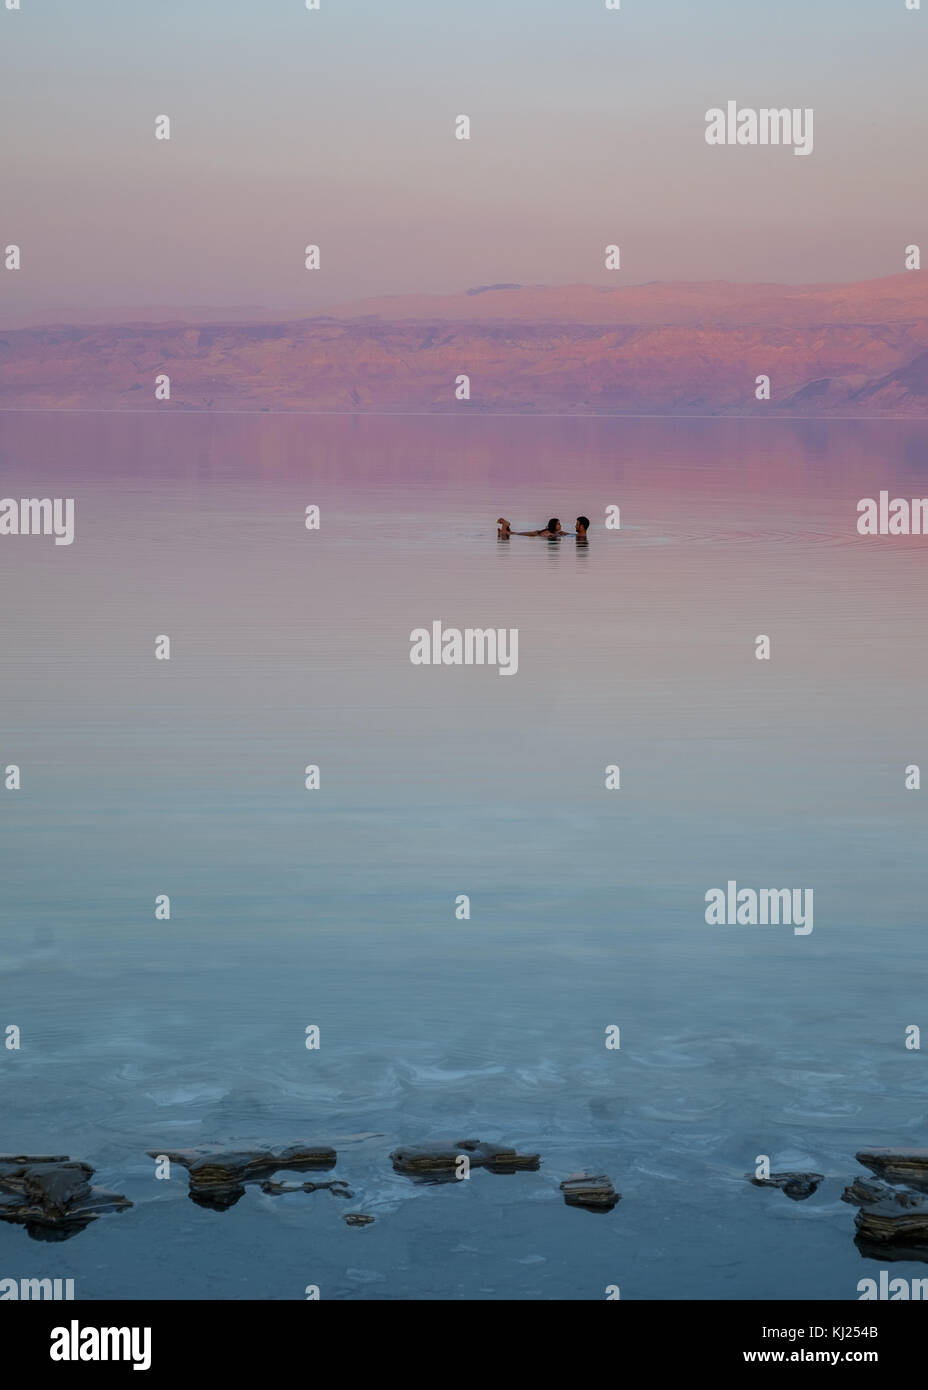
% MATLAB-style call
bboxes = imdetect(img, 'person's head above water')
[576,515,590,536]
[546,518,562,534]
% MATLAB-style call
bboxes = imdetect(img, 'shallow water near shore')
[1,412,927,1299]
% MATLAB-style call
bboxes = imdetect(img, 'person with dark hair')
[496,516,566,538]
[575,516,590,537]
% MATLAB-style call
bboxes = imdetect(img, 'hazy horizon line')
[2,270,924,332]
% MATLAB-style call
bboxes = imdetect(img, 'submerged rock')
[0,1155,131,1240]
[842,1154,928,1253]
[260,1178,352,1199]
[854,1193,928,1246]
[855,1233,928,1264]
[390,1139,540,1179]
[855,1148,928,1191]
[559,1173,620,1212]
[152,1143,337,1186]
[842,1176,894,1207]
[148,1142,338,1210]
[749,1171,823,1201]
[0,1153,70,1168]
[344,1213,375,1226]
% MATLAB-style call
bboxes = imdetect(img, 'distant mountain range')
[2,275,926,415]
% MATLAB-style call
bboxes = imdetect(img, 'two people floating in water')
[497,516,589,539]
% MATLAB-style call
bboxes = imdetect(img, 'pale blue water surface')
[1,412,926,1299]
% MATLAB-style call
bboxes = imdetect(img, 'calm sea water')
[1,412,926,1300]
